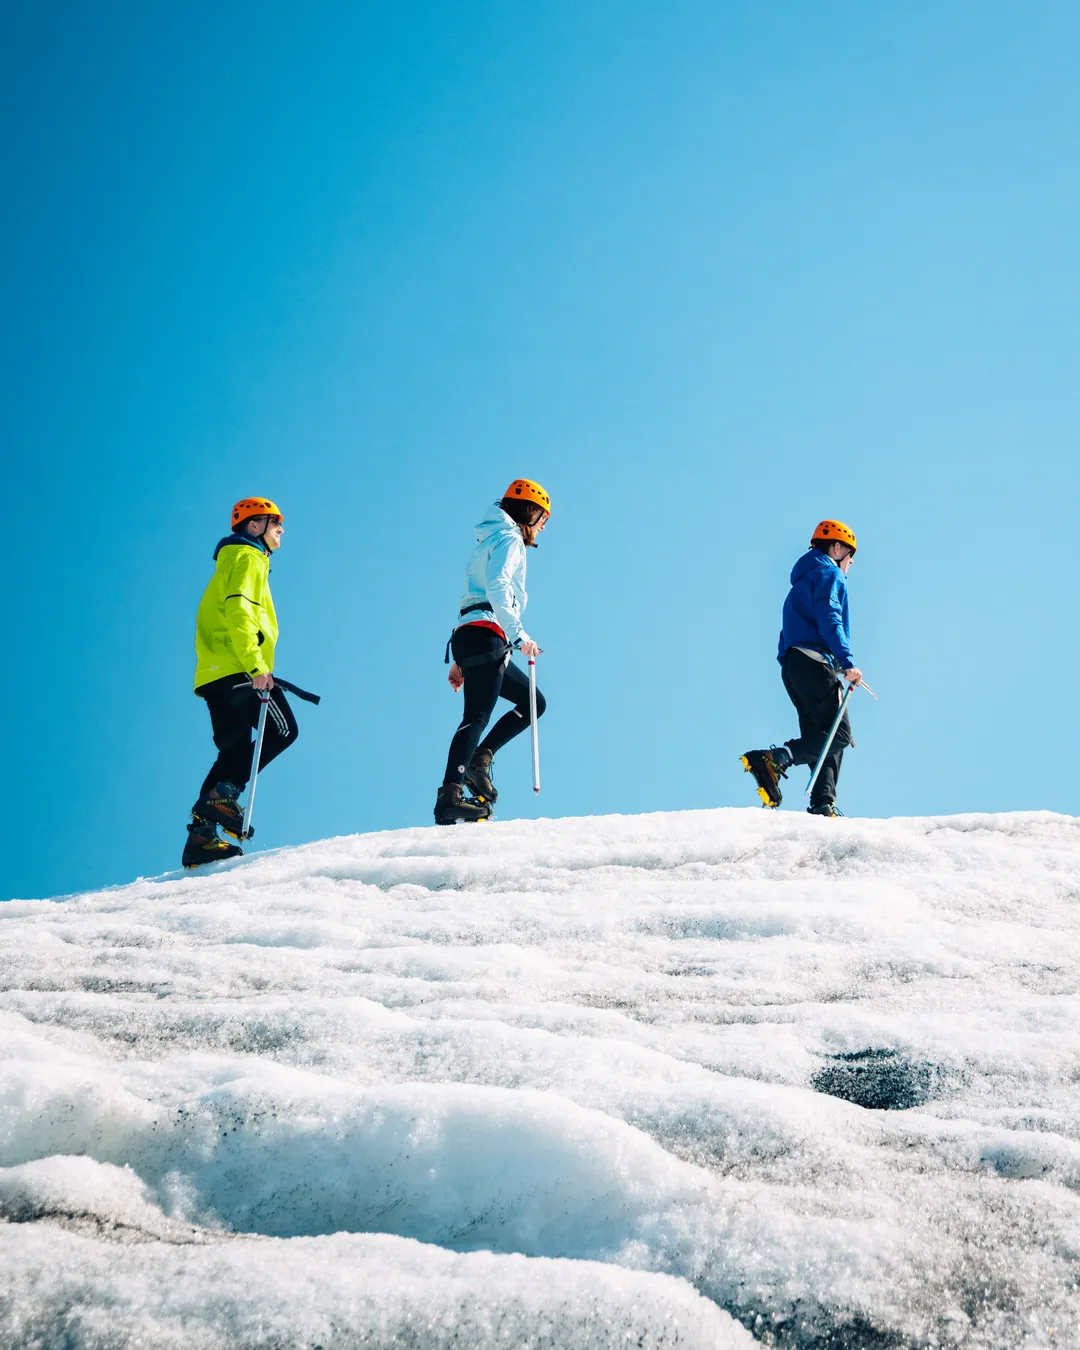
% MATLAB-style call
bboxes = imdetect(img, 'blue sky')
[6,1,1080,900]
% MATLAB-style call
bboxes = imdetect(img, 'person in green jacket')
[183,497,298,868]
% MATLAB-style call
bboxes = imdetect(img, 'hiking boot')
[464,747,497,805]
[182,820,244,868]
[434,783,492,825]
[808,800,844,817]
[193,781,247,840]
[740,746,792,808]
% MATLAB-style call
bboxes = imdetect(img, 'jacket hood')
[474,503,519,544]
[790,548,840,586]
[213,533,269,562]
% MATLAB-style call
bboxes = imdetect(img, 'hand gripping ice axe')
[528,653,541,794]
[805,678,876,800]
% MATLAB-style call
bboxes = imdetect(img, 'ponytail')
[501,496,546,547]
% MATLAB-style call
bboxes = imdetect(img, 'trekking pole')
[806,682,857,799]
[528,655,540,794]
[241,690,271,840]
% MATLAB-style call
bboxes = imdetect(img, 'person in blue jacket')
[741,520,863,817]
[435,478,550,825]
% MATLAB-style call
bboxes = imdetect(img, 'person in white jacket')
[435,479,551,824]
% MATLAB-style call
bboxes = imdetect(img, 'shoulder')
[216,541,268,573]
[487,527,524,559]
[804,555,840,591]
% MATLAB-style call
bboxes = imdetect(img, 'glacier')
[1,806,1079,1347]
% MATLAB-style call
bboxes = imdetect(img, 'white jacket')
[455,503,531,648]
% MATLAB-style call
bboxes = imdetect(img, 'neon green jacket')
[194,535,278,690]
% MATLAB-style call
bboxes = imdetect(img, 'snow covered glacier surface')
[2,808,1080,1348]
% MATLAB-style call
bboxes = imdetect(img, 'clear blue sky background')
[6,1,1080,901]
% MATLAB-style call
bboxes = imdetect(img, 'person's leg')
[199,682,299,799]
[198,679,260,799]
[253,686,298,777]
[812,731,849,806]
[477,660,546,756]
[462,662,546,804]
[781,650,852,804]
[187,676,255,864]
[442,628,507,786]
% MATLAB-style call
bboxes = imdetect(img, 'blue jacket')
[456,503,532,648]
[778,549,856,670]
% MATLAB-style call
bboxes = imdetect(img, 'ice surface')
[2,807,1080,1347]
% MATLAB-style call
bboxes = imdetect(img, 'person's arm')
[811,572,856,671]
[221,551,272,677]
[484,534,531,648]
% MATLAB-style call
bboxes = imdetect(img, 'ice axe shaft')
[240,691,271,840]
[805,683,856,799]
[528,656,540,794]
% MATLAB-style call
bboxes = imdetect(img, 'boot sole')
[740,755,781,808]
[183,852,243,869]
[434,803,492,826]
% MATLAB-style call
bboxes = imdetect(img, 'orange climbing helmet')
[811,519,856,552]
[503,479,551,516]
[232,497,283,530]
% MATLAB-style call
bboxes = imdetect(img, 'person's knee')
[268,694,298,746]
[534,689,547,718]
[461,702,496,734]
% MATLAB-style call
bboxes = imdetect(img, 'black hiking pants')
[781,647,852,807]
[195,674,298,799]
[442,625,546,786]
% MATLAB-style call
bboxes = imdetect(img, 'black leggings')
[196,674,298,798]
[781,647,852,806]
[442,625,546,785]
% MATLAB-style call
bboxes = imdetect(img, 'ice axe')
[528,653,541,794]
[240,690,271,841]
[805,679,875,799]
[230,677,322,841]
